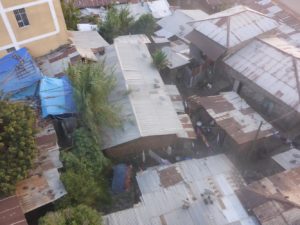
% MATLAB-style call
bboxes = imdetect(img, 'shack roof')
[104,154,258,225]
[0,196,28,225]
[147,0,171,19]
[224,37,300,113]
[157,9,208,41]
[36,45,80,77]
[165,84,185,114]
[237,167,300,225]
[272,148,300,170]
[186,5,278,59]
[68,31,109,61]
[189,92,275,145]
[16,122,66,213]
[101,35,184,150]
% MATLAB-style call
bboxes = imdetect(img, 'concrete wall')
[0,0,68,57]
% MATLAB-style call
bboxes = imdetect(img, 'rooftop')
[104,154,258,225]
[68,31,109,61]
[73,0,136,8]
[224,37,300,113]
[156,9,208,41]
[189,92,275,145]
[237,167,300,225]
[0,196,28,225]
[272,148,300,170]
[16,122,66,213]
[186,5,278,59]
[101,35,184,149]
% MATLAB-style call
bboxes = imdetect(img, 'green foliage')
[39,204,103,225]
[152,50,169,71]
[0,101,36,195]
[57,128,111,209]
[67,62,121,140]
[99,7,134,43]
[61,0,80,30]
[130,14,156,36]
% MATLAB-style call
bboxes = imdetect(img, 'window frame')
[13,8,30,28]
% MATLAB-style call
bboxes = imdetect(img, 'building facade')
[0,0,68,57]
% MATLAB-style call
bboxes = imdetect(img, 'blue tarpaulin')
[0,48,43,95]
[112,164,128,194]
[39,76,76,118]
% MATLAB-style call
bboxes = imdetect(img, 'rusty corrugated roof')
[189,92,275,145]
[237,168,300,225]
[0,196,28,225]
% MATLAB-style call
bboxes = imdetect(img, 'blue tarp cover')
[39,76,76,118]
[0,48,42,95]
[112,164,127,194]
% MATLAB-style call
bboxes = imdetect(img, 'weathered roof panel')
[189,5,278,49]
[189,92,275,145]
[0,196,28,225]
[272,148,300,170]
[224,37,300,113]
[104,154,256,225]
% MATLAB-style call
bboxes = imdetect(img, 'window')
[13,8,29,27]
[6,47,16,53]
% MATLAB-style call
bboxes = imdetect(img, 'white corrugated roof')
[101,35,184,149]
[224,37,300,113]
[157,9,208,41]
[148,0,171,19]
[192,5,279,48]
[104,154,258,225]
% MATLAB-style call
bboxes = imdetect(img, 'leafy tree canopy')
[61,0,80,30]
[152,50,169,71]
[130,14,156,37]
[67,62,121,139]
[99,7,134,43]
[39,204,103,225]
[57,128,111,209]
[0,101,36,196]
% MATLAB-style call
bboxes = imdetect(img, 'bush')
[39,204,103,225]
[0,101,36,195]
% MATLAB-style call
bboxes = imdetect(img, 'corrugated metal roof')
[68,31,109,61]
[15,122,66,213]
[224,37,300,113]
[237,167,300,225]
[104,154,258,225]
[74,0,136,8]
[0,196,28,225]
[157,9,208,41]
[148,0,171,19]
[189,5,279,49]
[114,34,151,44]
[165,84,185,113]
[189,92,275,145]
[101,36,184,149]
[272,148,300,170]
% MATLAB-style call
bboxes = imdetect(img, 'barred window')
[13,8,29,27]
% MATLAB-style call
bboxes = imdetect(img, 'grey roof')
[104,154,258,225]
[188,5,279,49]
[157,9,208,41]
[101,35,184,149]
[224,37,300,113]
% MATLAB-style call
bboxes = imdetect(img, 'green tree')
[99,7,134,43]
[152,50,169,71]
[57,129,111,209]
[0,101,36,195]
[130,14,156,36]
[39,204,103,225]
[61,0,80,30]
[67,62,121,139]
